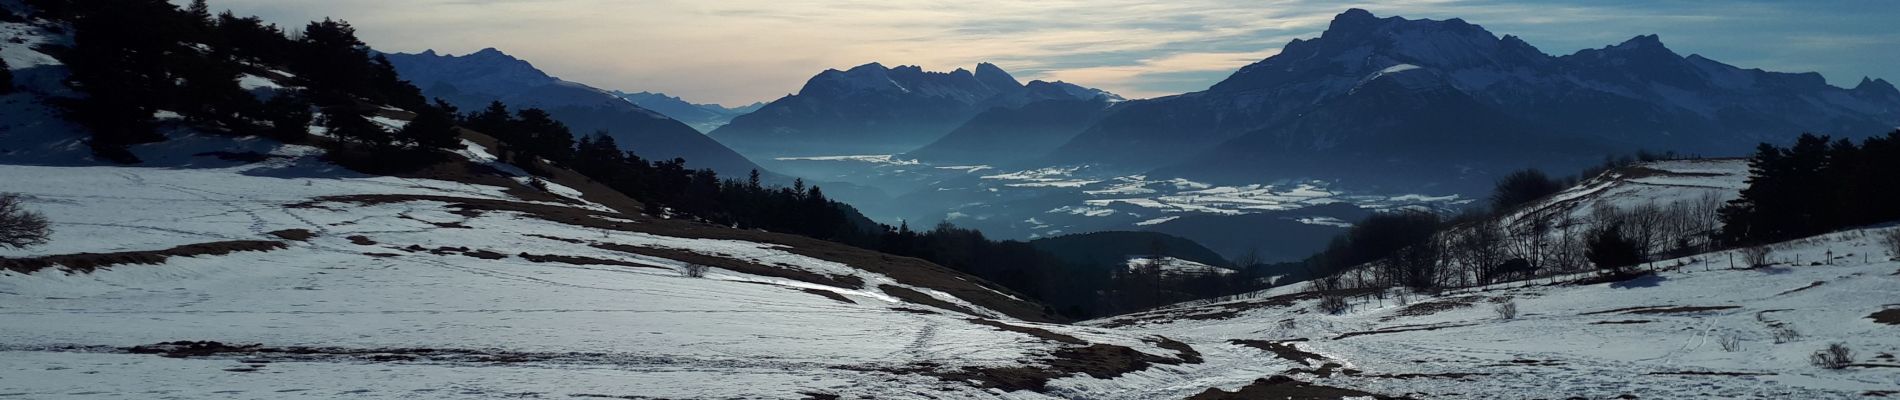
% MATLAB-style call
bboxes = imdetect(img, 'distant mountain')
[612,91,763,133]
[709,62,1118,158]
[383,49,767,178]
[1028,231,1229,270]
[904,81,1119,166]
[1042,9,1900,193]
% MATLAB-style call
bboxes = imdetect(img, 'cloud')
[192,0,1900,104]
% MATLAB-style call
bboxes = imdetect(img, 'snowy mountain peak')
[1021,79,1124,102]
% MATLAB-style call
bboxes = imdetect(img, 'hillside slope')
[383,49,767,179]
[0,16,1213,398]
[1090,227,1900,398]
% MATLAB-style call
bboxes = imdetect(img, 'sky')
[190,0,1900,106]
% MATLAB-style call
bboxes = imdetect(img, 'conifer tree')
[262,93,314,141]
[0,58,13,94]
[397,100,462,151]
[65,0,178,162]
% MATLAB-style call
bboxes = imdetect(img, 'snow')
[1126,256,1234,276]
[1134,216,1181,226]
[0,131,1203,397]
[236,74,283,91]
[1090,226,1900,398]
[771,154,919,166]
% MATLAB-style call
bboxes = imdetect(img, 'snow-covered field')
[1092,227,1900,398]
[0,18,1208,398]
[0,136,1218,398]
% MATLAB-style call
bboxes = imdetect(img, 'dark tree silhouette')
[1491,168,1563,212]
[1586,223,1642,273]
[0,193,51,249]
[0,58,13,94]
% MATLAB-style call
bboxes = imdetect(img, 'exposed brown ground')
[1,240,288,274]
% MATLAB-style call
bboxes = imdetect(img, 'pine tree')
[217,12,292,65]
[369,54,426,110]
[463,101,518,144]
[0,58,13,94]
[321,105,387,148]
[185,0,212,25]
[1491,168,1563,212]
[65,0,179,162]
[1586,223,1642,273]
[512,108,574,162]
[294,19,375,98]
[397,101,461,151]
[261,93,314,141]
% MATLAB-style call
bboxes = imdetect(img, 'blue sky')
[194,0,1900,105]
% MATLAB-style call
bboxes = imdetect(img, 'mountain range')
[1039,8,1900,192]
[383,48,767,179]
[709,62,1121,158]
[611,91,764,133]
[702,9,1899,196]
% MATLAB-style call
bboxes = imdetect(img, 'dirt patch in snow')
[346,235,376,245]
[267,229,315,241]
[1646,371,1774,376]
[1333,323,1479,340]
[1870,309,1900,325]
[1230,339,1325,365]
[1775,281,1826,296]
[295,194,1058,322]
[967,318,1085,345]
[1590,319,1655,325]
[928,342,1197,393]
[880,284,980,317]
[1187,375,1405,400]
[1580,305,1738,316]
[798,288,854,304]
[594,242,866,290]
[1098,287,1383,328]
[1563,270,1656,286]
[1357,372,1490,379]
[518,253,667,271]
[1,240,288,274]
[846,335,1199,393]
[1381,296,1496,321]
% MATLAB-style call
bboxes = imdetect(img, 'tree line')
[1291,150,1723,293]
[28,0,460,164]
[1719,131,1900,245]
[1285,132,1900,299]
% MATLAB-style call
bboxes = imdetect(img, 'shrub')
[1742,246,1773,268]
[1771,325,1802,344]
[0,193,52,249]
[681,263,709,278]
[1586,223,1643,273]
[1494,301,1518,320]
[1316,295,1350,315]
[1882,229,1900,260]
[1810,343,1853,369]
[1719,335,1743,352]
[527,177,550,192]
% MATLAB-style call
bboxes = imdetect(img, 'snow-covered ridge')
[1087,224,1900,398]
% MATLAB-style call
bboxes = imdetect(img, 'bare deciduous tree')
[0,193,51,249]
